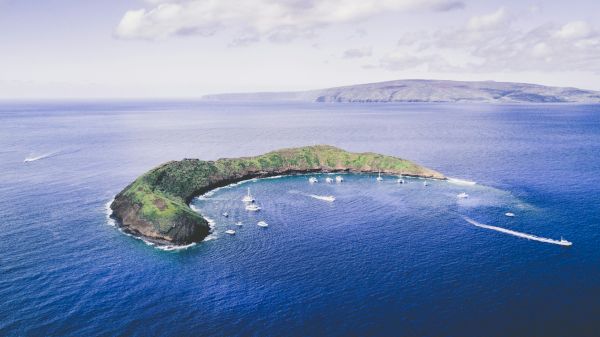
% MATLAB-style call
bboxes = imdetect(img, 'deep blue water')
[1,101,599,336]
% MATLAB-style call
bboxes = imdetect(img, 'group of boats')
[376,171,422,186]
[223,188,269,235]
[309,175,344,184]
[221,174,517,237]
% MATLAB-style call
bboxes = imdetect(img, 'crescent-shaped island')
[110,145,445,246]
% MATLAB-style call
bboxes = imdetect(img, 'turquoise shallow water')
[0,102,599,336]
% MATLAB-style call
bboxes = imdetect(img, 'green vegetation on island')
[110,145,445,245]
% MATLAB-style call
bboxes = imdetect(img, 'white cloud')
[555,21,593,40]
[343,47,372,58]
[115,0,465,41]
[384,9,600,74]
[531,42,551,59]
[467,7,508,31]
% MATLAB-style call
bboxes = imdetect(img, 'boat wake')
[24,151,60,163]
[23,148,80,163]
[308,194,336,202]
[464,217,572,246]
[448,178,477,186]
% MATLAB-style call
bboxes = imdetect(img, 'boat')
[235,221,243,226]
[397,178,405,184]
[257,221,269,228]
[245,204,261,212]
[376,171,383,182]
[225,229,236,235]
[325,177,333,183]
[559,237,572,246]
[423,181,429,187]
[465,217,572,247]
[310,195,336,202]
[242,187,255,203]
[308,177,318,183]
[335,176,344,183]
[222,212,229,217]
[505,212,515,217]
[457,192,469,199]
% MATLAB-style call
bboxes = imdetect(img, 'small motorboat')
[308,177,318,183]
[335,176,344,183]
[257,221,269,228]
[235,221,243,226]
[559,237,572,246]
[242,187,255,203]
[225,229,236,235]
[376,171,383,182]
[325,177,333,183]
[505,212,515,217]
[245,204,261,212]
[397,178,405,184]
[222,212,229,217]
[457,192,469,199]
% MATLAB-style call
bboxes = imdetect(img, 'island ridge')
[110,145,445,246]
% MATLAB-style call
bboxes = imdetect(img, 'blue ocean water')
[1,101,599,336]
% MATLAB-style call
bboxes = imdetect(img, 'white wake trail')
[23,148,81,163]
[308,194,336,202]
[464,217,572,246]
[24,151,59,163]
[448,177,477,186]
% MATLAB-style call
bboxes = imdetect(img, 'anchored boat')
[245,204,261,212]
[242,188,255,203]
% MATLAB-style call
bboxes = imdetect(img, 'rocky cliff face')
[203,79,600,103]
[110,145,445,246]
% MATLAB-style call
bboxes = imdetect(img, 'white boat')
[457,192,469,199]
[225,229,236,235]
[310,195,336,202]
[505,212,515,217]
[222,212,229,217]
[235,221,243,226]
[309,177,318,183]
[325,177,334,183]
[245,204,261,212]
[257,221,269,228]
[335,176,344,183]
[376,171,383,182]
[397,178,405,184]
[559,237,572,246]
[242,187,255,203]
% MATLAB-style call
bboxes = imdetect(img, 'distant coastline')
[203,79,600,104]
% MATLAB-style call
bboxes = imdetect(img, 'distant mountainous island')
[203,79,600,103]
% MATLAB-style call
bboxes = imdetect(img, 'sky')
[1,0,600,99]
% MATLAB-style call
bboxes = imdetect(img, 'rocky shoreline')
[109,145,445,246]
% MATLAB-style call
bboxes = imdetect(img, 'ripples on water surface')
[1,102,599,336]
